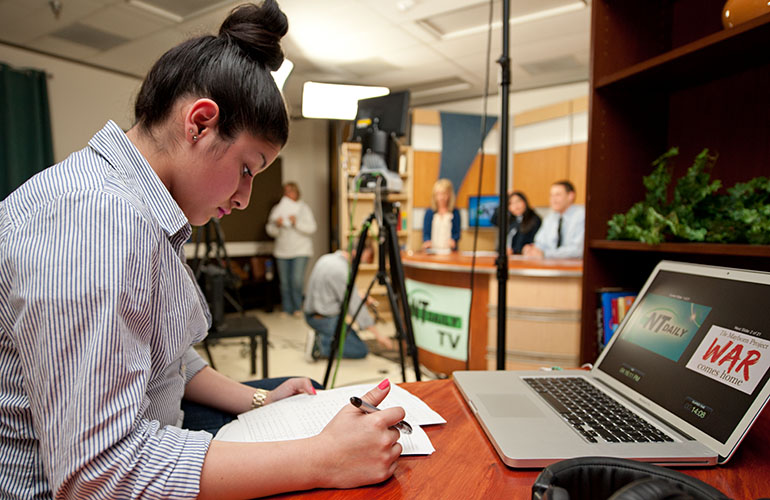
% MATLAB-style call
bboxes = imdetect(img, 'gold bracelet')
[251,388,270,409]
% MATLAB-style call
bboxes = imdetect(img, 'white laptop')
[454,260,770,468]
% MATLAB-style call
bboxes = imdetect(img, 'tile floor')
[194,310,432,389]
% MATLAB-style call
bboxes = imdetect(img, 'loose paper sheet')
[214,383,445,455]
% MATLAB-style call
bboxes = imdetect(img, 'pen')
[350,396,413,434]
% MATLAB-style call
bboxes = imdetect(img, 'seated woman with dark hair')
[491,190,542,255]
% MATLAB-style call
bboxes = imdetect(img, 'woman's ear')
[184,98,220,144]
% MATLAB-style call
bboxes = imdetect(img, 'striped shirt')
[0,121,212,499]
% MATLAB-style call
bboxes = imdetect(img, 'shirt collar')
[88,121,191,244]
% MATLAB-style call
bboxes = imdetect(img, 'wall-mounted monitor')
[468,195,499,228]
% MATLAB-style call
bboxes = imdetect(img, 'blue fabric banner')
[438,112,497,196]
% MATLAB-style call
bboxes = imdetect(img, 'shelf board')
[590,239,770,257]
[595,12,770,90]
[346,170,408,179]
[347,193,408,201]
[345,229,408,238]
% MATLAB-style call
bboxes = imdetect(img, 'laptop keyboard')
[523,377,674,444]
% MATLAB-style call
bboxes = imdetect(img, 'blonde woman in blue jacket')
[421,178,461,252]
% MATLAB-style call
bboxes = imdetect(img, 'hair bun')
[219,0,288,71]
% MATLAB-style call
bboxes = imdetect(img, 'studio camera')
[351,91,410,193]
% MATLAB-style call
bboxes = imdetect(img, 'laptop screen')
[598,269,770,444]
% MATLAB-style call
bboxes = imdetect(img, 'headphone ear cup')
[608,478,695,500]
[540,485,571,500]
[531,457,730,500]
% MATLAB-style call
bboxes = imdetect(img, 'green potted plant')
[607,148,770,245]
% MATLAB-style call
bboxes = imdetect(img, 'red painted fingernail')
[378,379,390,390]
[312,387,317,395]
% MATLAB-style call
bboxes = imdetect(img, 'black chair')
[198,262,269,378]
[202,315,269,378]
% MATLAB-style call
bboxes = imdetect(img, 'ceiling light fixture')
[442,1,587,40]
[301,82,390,120]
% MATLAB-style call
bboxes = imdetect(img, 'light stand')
[496,0,511,370]
[323,185,421,387]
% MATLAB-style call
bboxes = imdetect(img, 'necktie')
[556,216,563,248]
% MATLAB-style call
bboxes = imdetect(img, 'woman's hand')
[308,379,404,489]
[264,377,316,405]
[421,240,432,251]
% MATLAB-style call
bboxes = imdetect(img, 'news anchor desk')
[400,252,583,376]
[269,379,770,499]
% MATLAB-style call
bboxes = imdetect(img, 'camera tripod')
[190,220,244,317]
[323,198,421,387]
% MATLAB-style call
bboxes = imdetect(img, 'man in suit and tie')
[522,180,585,259]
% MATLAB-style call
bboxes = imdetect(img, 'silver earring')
[192,135,198,142]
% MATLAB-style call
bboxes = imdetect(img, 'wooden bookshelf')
[581,0,770,363]
[338,142,413,319]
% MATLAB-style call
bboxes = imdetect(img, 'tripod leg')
[322,215,374,388]
[383,209,421,381]
[380,275,407,382]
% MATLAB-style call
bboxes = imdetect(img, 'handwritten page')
[214,383,445,455]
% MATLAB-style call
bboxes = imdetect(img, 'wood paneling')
[568,142,588,205]
[412,151,440,207]
[413,151,496,209]
[512,143,587,207]
[412,108,441,126]
[457,229,496,252]
[571,95,589,114]
[514,101,571,127]
[512,146,570,207]
[454,154,497,208]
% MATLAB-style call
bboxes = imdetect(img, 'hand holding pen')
[350,396,413,434]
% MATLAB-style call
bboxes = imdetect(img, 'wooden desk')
[270,379,770,499]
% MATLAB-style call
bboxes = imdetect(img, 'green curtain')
[0,62,54,199]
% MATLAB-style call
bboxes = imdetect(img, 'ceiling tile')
[81,3,175,39]
[85,28,187,76]
[0,0,107,44]
[26,35,101,60]
[50,22,130,51]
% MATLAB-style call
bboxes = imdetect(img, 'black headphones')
[531,457,731,500]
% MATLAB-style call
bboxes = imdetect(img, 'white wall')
[279,118,330,268]
[1,44,330,262]
[428,81,589,116]
[0,44,142,162]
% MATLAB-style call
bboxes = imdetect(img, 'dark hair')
[134,0,289,147]
[553,180,576,194]
[510,190,539,234]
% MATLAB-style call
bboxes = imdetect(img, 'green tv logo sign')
[405,278,470,361]
[410,297,464,348]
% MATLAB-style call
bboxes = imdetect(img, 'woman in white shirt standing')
[266,182,317,317]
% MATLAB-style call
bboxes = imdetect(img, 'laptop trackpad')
[479,394,543,418]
